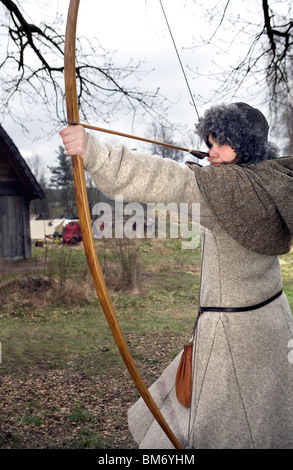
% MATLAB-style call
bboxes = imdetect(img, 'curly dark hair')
[196,102,279,163]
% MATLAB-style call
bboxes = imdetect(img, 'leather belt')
[199,289,283,314]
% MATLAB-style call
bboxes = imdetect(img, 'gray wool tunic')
[83,134,293,449]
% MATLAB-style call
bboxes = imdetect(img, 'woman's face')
[207,135,237,166]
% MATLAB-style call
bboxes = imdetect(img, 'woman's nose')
[209,146,218,158]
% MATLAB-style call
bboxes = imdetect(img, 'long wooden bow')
[64,0,183,449]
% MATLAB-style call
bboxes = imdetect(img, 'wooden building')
[0,125,45,260]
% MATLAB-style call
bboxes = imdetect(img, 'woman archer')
[60,102,293,449]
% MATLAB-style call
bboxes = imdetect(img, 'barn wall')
[0,129,43,260]
[0,195,31,260]
[23,199,32,259]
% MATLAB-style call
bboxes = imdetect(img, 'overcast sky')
[0,0,273,170]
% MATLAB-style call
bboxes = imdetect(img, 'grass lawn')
[0,237,200,449]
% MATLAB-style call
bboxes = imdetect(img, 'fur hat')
[196,102,279,163]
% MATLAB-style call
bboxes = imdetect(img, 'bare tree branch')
[0,0,171,138]
[190,0,292,110]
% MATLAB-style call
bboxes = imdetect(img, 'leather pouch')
[175,339,194,408]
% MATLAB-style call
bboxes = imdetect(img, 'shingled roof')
[0,124,45,200]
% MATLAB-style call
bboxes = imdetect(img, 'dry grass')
[0,275,94,316]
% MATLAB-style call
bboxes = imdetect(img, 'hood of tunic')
[187,156,293,256]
